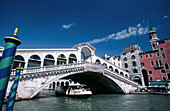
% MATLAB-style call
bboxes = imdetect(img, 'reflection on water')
[2,94,170,111]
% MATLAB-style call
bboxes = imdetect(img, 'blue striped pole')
[6,63,22,111]
[0,28,21,110]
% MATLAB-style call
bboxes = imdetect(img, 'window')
[151,61,154,66]
[141,62,145,66]
[124,63,128,68]
[145,55,148,58]
[156,60,159,67]
[161,70,165,73]
[131,55,135,59]
[150,54,152,58]
[159,40,165,44]
[123,57,127,61]
[133,61,137,67]
[165,63,169,70]
[168,73,170,80]
[140,56,143,59]
[123,53,126,55]
[162,53,166,59]
[157,53,160,56]
[156,60,163,68]
[160,47,164,51]
[162,76,166,81]
[159,60,163,66]
[133,69,138,73]
[149,71,152,74]
[131,50,134,53]
[150,77,153,81]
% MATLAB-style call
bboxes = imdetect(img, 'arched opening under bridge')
[62,72,124,94]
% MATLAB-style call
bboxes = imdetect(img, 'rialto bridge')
[0,43,140,99]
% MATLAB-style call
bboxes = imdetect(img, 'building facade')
[120,45,144,86]
[104,54,122,68]
[139,27,170,86]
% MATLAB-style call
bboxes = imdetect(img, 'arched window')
[53,82,55,89]
[124,63,128,68]
[133,61,137,67]
[103,63,107,69]
[95,59,101,65]
[65,81,69,87]
[123,57,127,61]
[27,55,41,67]
[120,72,123,76]
[43,54,55,66]
[115,69,119,73]
[61,81,64,86]
[69,54,77,63]
[125,74,128,78]
[133,69,138,73]
[109,66,113,71]
[165,63,169,70]
[57,54,67,65]
[13,55,25,69]
[57,82,60,86]
[131,55,135,59]
[162,53,166,59]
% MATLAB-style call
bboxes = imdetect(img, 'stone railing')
[10,63,85,76]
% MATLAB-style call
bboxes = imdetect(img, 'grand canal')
[2,94,170,111]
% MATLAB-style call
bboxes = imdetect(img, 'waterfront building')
[120,45,144,86]
[104,53,122,68]
[139,27,170,86]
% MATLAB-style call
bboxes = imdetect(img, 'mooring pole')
[0,28,21,110]
[6,63,22,111]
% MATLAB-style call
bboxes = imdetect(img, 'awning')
[150,81,168,86]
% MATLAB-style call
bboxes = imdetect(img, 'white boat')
[65,84,92,98]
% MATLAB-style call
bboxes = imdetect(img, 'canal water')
[2,94,170,111]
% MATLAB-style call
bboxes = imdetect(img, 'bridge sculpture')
[0,43,141,99]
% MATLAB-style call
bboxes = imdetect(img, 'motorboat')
[65,84,92,98]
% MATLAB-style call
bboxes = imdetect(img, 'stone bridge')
[6,63,140,99]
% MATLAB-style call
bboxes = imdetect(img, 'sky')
[0,0,170,57]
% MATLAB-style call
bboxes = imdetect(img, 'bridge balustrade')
[10,63,85,76]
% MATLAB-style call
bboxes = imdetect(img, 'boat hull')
[66,94,92,98]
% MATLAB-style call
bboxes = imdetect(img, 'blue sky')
[0,0,170,57]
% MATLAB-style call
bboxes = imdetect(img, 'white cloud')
[62,23,75,29]
[162,15,168,20]
[88,23,151,44]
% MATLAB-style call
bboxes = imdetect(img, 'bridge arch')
[73,43,95,62]
[43,54,55,66]
[120,72,124,76]
[81,47,92,61]
[133,76,142,85]
[57,54,67,65]
[103,63,107,69]
[69,54,77,63]
[109,66,113,71]
[28,71,125,98]
[115,69,119,74]
[27,55,41,67]
[95,59,101,65]
[13,55,25,69]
